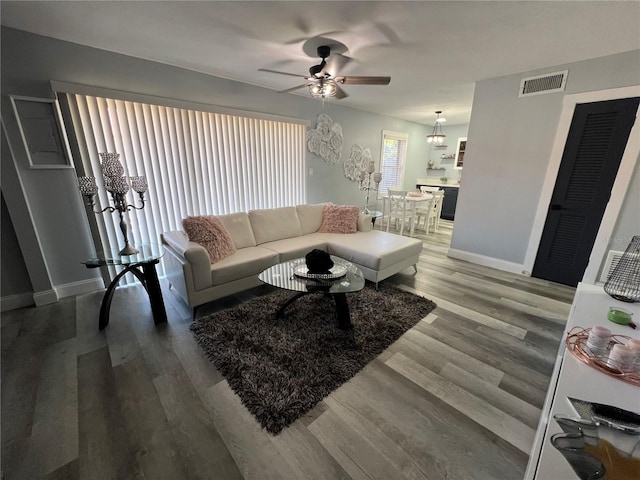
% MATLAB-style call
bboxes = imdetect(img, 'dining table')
[381,192,433,237]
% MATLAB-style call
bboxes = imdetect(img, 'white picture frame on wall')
[9,95,74,169]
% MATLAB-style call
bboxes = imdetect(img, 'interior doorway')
[532,97,639,286]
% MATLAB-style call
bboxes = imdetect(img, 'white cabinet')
[525,283,640,479]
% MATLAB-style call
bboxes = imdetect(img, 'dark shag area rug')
[190,283,436,434]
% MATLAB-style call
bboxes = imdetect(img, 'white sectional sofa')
[161,204,423,309]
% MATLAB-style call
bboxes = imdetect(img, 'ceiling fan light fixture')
[426,111,447,144]
[309,79,337,99]
[260,44,390,100]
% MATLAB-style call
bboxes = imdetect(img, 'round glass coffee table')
[259,256,365,330]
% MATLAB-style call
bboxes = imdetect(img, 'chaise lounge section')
[161,204,423,309]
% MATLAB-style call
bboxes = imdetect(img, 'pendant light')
[426,111,446,144]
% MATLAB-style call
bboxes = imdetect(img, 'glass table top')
[83,243,164,267]
[259,256,365,294]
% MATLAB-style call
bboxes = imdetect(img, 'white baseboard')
[1,292,35,312]
[2,278,104,312]
[33,289,59,307]
[54,278,104,299]
[447,248,525,275]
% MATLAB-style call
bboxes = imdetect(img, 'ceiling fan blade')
[334,83,349,100]
[278,83,312,94]
[259,68,309,79]
[323,53,352,77]
[338,76,391,85]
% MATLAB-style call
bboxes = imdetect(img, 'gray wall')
[1,191,32,296]
[1,27,430,297]
[1,114,56,297]
[603,158,640,277]
[315,110,431,208]
[451,50,640,267]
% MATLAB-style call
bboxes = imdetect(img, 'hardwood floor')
[1,220,576,479]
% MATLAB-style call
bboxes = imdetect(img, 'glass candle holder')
[627,339,640,372]
[78,176,98,196]
[607,307,634,325]
[130,176,148,194]
[367,160,375,173]
[606,344,635,372]
[100,152,125,177]
[585,326,611,356]
[110,176,130,194]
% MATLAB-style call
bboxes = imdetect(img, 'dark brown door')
[532,97,639,286]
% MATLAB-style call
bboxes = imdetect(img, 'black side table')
[83,243,167,330]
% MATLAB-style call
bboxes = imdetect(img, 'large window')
[378,130,409,196]
[64,93,306,283]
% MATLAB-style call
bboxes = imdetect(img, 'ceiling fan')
[259,45,391,99]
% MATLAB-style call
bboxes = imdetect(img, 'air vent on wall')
[599,249,624,283]
[519,70,568,97]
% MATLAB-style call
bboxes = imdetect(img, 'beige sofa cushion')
[296,204,326,234]
[210,246,278,285]
[311,231,422,271]
[260,236,328,262]
[249,207,302,245]
[218,212,256,249]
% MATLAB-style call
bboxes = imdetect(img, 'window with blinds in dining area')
[378,130,409,196]
[64,93,306,284]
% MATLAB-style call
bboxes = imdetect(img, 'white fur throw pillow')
[318,204,360,234]
[182,215,236,264]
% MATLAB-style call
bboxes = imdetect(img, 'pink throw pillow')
[182,215,236,264]
[318,205,360,234]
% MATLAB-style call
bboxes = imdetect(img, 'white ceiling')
[2,1,639,126]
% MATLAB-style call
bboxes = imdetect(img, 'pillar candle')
[586,326,611,356]
[607,344,635,372]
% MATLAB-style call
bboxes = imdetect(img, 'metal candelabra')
[358,160,382,214]
[78,153,148,256]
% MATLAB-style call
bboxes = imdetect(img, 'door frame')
[523,85,640,283]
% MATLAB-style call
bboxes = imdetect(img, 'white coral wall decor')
[343,144,372,181]
[306,114,343,165]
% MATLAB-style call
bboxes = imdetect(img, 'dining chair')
[385,188,411,235]
[416,190,444,233]
[381,186,402,220]
[414,195,435,233]
[418,186,441,231]
[433,190,445,231]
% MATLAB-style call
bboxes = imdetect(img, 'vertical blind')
[65,94,306,283]
[379,130,409,196]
